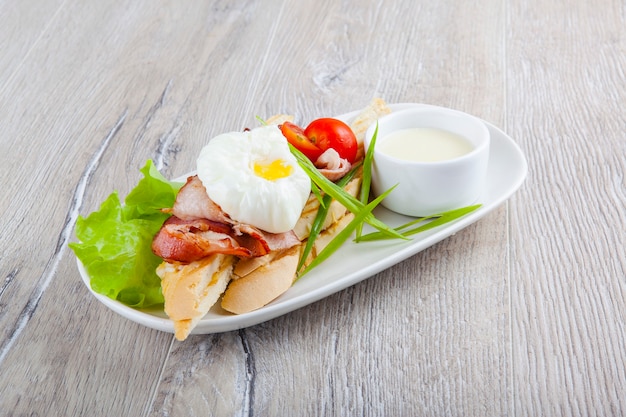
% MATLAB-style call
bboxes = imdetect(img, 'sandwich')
[151,98,392,340]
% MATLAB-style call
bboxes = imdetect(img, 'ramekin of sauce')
[364,106,490,217]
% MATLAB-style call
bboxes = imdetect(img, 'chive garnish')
[289,144,406,241]
[296,162,362,274]
[357,121,378,239]
[357,204,482,242]
[296,185,396,279]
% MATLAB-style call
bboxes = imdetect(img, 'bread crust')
[221,246,300,314]
[157,254,235,340]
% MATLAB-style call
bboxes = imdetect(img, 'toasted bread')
[221,245,300,314]
[221,176,361,314]
[157,254,235,340]
[265,114,294,125]
[350,97,392,143]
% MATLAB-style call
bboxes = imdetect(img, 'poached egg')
[196,125,310,234]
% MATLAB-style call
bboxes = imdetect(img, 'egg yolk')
[253,159,293,181]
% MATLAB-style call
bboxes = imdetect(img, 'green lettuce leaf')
[70,160,183,308]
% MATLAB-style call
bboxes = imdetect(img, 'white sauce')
[379,128,474,162]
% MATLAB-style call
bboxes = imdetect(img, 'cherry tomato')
[304,118,358,164]
[280,121,323,161]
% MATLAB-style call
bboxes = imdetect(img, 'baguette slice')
[265,114,294,125]
[350,97,392,143]
[157,254,235,340]
[221,245,300,314]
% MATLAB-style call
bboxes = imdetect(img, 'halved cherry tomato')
[304,118,358,164]
[280,121,323,162]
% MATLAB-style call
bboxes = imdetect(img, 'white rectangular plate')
[77,103,528,335]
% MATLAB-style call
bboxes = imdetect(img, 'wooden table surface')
[1,0,624,415]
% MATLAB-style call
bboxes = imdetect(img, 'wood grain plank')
[0,1,258,415]
[246,0,506,125]
[148,332,248,416]
[229,213,510,416]
[0,0,66,94]
[0,259,174,415]
[507,0,626,415]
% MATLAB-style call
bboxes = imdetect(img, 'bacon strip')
[153,177,302,263]
[315,148,352,182]
[233,224,301,253]
[152,217,253,263]
[172,176,231,223]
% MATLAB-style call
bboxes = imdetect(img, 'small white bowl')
[364,106,490,217]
